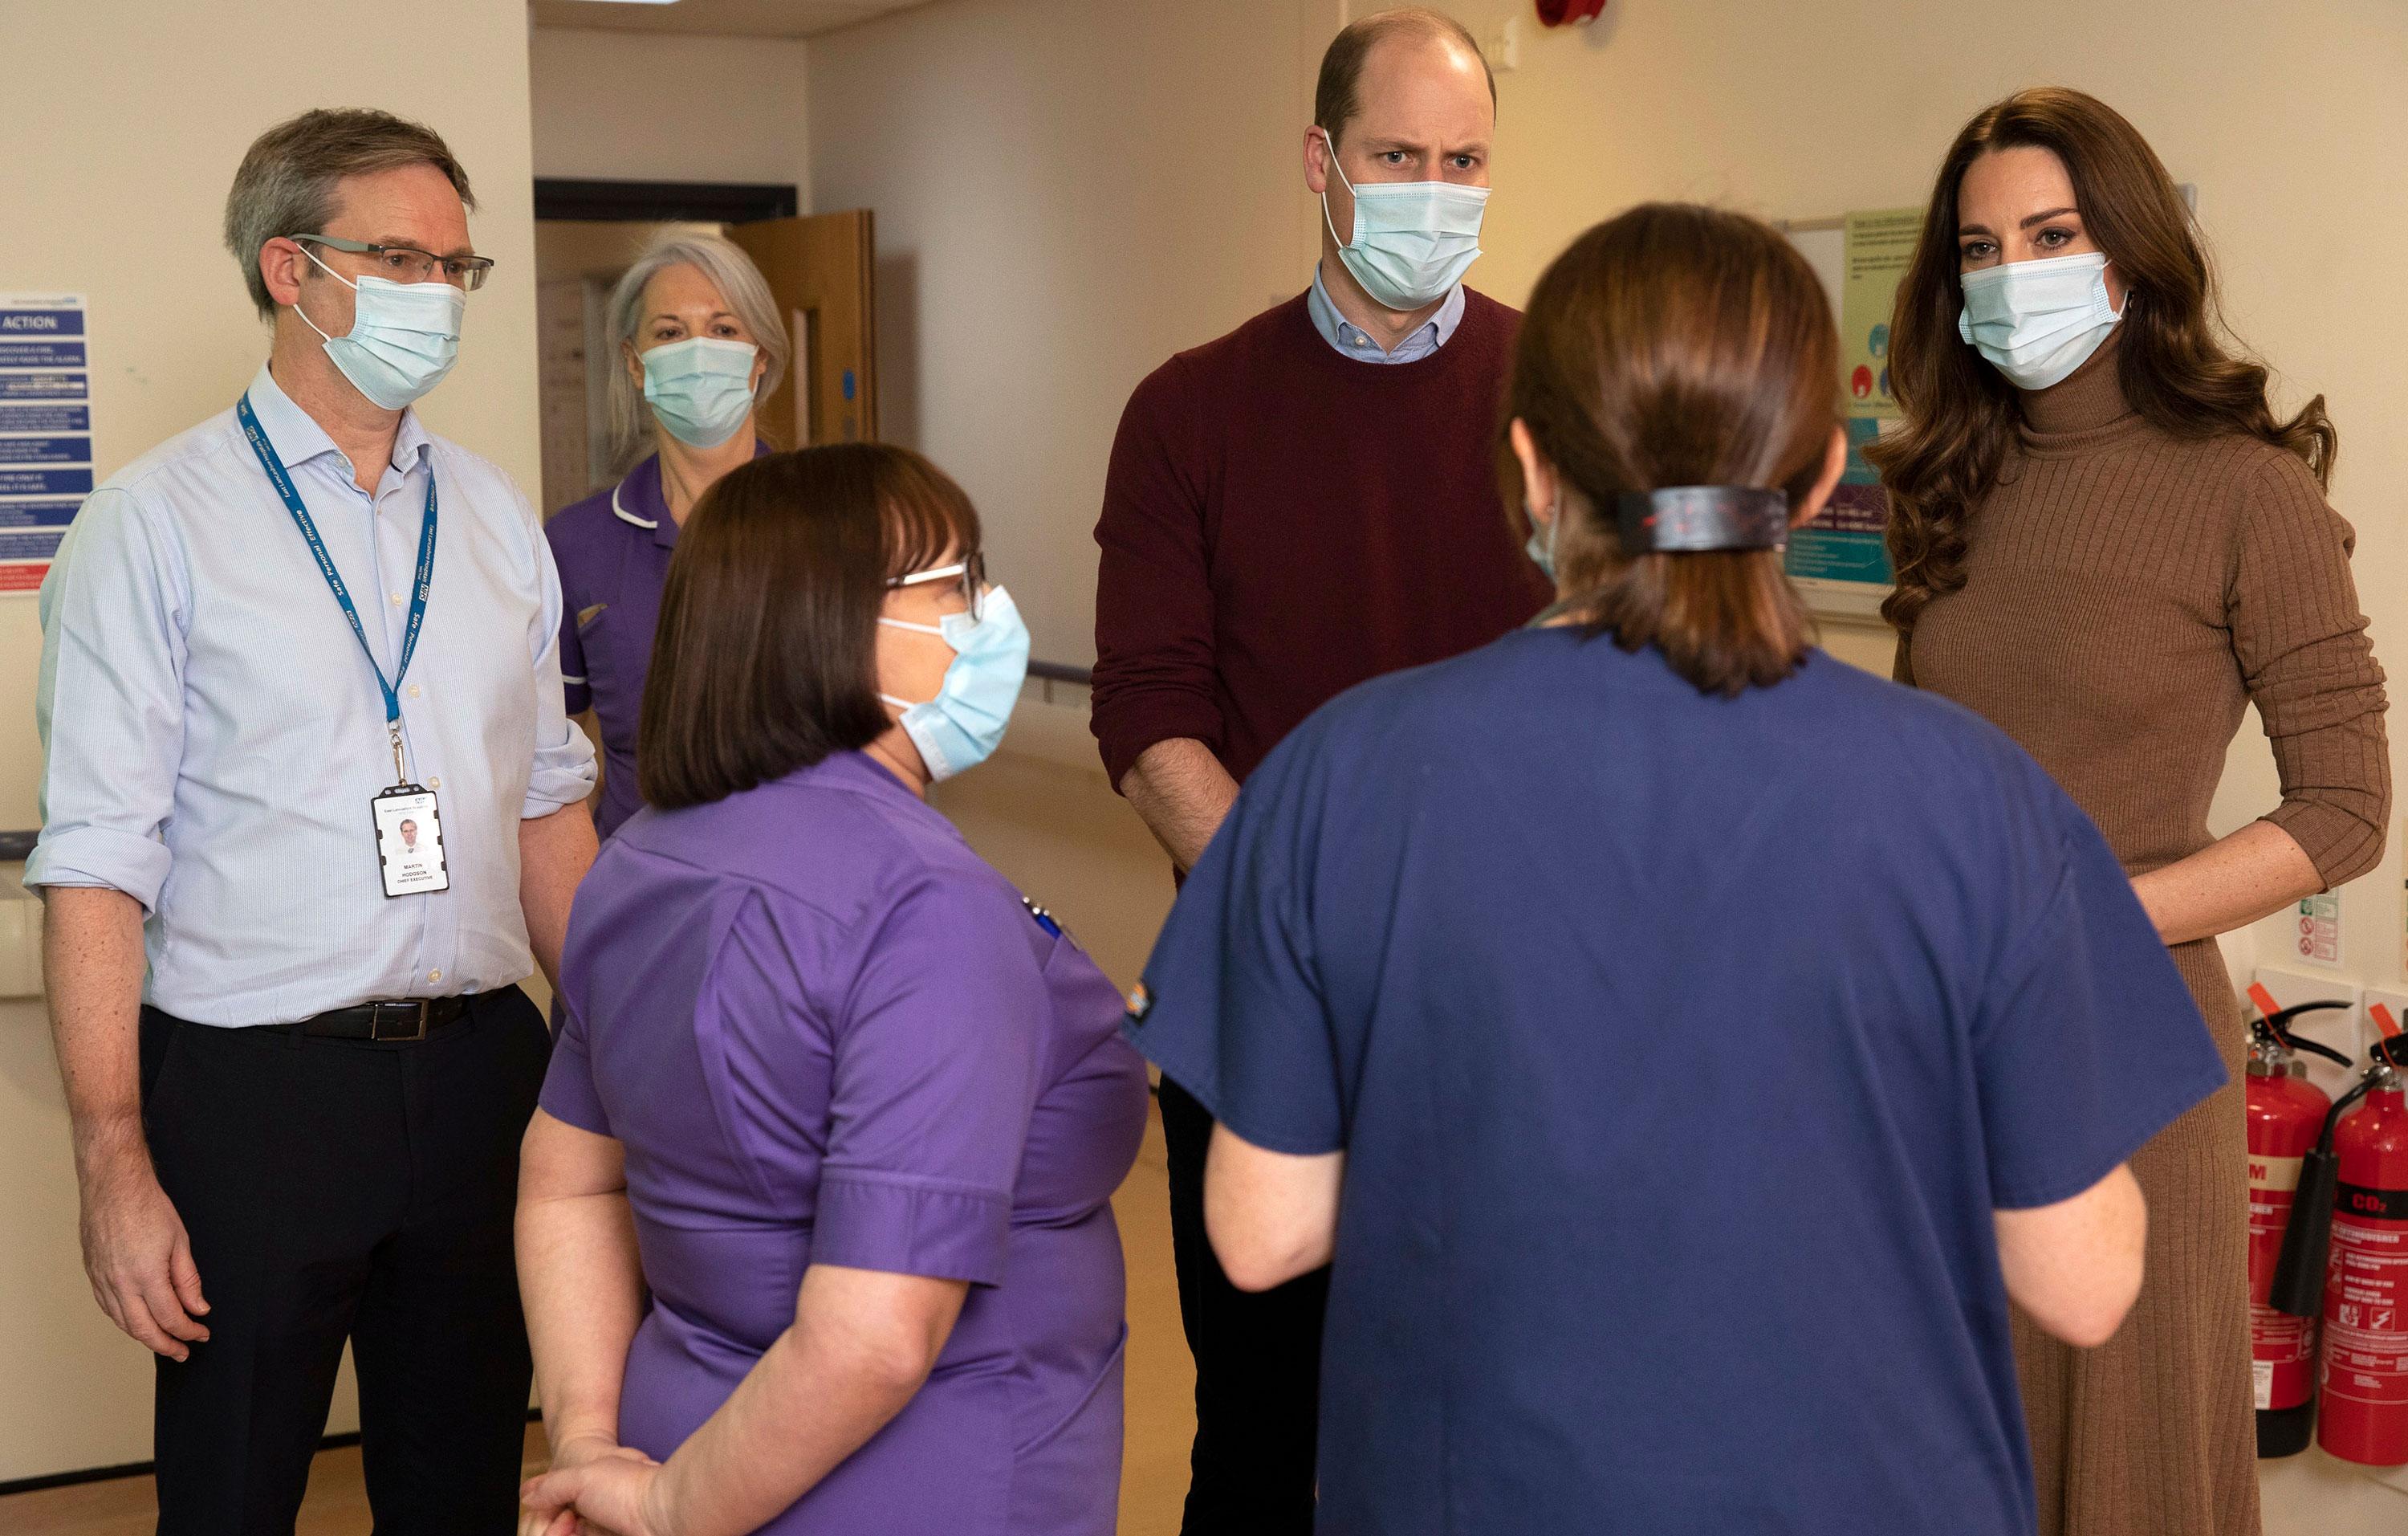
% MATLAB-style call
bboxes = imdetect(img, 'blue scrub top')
[1128,626,2226,1536]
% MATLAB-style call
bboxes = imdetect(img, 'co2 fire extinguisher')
[2269,1017,2408,1467]
[2244,988,2351,1457]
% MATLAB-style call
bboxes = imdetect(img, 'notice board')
[1780,211,1921,620]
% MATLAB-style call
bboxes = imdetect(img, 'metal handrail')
[1027,659,1092,687]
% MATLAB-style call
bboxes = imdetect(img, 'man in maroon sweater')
[1090,10,1550,1531]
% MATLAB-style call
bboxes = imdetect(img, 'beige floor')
[0,1102,1195,1536]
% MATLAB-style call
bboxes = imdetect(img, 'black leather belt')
[300,996,472,1042]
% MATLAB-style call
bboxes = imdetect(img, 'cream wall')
[529,26,812,206]
[817,0,2408,1527]
[0,0,543,1484]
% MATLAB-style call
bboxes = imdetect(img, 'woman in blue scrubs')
[1124,204,2230,1536]
[547,230,788,838]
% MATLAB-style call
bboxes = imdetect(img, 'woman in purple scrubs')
[547,229,785,840]
[515,445,1151,1536]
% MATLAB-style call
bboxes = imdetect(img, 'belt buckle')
[371,1000,431,1043]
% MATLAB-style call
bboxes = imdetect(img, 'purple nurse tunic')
[547,448,766,841]
[541,750,1149,1534]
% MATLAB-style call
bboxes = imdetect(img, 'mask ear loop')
[288,241,360,348]
[1318,128,1357,253]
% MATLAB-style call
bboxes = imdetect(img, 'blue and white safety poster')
[0,293,95,594]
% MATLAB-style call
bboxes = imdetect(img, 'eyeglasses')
[287,234,495,291]
[888,556,986,620]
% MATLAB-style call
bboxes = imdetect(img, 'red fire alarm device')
[1537,0,1609,23]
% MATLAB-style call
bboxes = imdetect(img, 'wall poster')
[1786,209,1919,618]
[0,294,94,594]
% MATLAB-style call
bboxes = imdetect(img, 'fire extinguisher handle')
[2268,1147,2341,1318]
[2255,1000,2357,1067]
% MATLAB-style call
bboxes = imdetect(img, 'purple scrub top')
[543,751,1150,1534]
[546,447,767,840]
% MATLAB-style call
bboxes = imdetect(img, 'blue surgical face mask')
[877,572,1031,782]
[641,336,759,448]
[1957,251,2126,391]
[1320,132,1490,312]
[293,243,465,410]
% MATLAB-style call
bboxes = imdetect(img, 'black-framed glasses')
[288,234,495,291]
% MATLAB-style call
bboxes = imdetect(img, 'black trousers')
[1159,1077,1330,1534]
[140,988,551,1535]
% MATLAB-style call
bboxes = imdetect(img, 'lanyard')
[235,393,437,783]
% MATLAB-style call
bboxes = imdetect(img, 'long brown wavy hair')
[1873,87,2335,638]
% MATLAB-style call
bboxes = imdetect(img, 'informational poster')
[1787,209,1920,609]
[0,294,94,594]
[2296,890,2341,967]
[1839,208,1921,419]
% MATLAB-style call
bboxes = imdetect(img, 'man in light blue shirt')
[28,108,596,1533]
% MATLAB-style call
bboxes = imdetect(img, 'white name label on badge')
[372,787,450,898]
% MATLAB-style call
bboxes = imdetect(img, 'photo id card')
[372,786,449,898]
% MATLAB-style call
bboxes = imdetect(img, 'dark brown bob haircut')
[1315,6,1495,149]
[1873,87,2333,638]
[638,443,982,809]
[1503,203,1837,696]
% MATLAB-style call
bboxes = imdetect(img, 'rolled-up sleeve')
[543,518,594,718]
[25,487,188,908]
[2231,454,2389,887]
[1091,358,1225,790]
[814,879,1043,1285]
[522,497,598,817]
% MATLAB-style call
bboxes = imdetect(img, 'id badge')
[372,785,450,898]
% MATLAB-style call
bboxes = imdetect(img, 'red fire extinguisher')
[2243,988,2351,1457]
[2269,1018,2408,1466]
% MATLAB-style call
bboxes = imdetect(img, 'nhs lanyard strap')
[235,393,437,782]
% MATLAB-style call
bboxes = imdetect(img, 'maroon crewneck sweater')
[1092,288,1550,789]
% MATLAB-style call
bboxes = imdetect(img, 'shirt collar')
[244,362,431,481]
[612,454,674,546]
[1306,263,1465,363]
[614,441,776,549]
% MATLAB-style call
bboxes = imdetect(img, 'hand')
[79,1150,208,1360]
[520,1442,664,1536]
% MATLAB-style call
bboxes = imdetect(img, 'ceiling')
[528,0,937,39]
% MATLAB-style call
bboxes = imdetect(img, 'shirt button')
[428,775,441,789]
[429,969,443,984]
[389,591,405,605]
[406,683,421,699]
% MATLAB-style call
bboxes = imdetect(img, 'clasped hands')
[519,1432,671,1536]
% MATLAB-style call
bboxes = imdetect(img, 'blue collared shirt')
[1306,263,1466,365]
[27,364,596,1025]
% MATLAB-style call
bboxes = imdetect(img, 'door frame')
[533,178,798,224]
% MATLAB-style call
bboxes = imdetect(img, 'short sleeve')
[1127,731,1347,1155]
[537,992,612,1138]
[814,878,1046,1285]
[1972,772,2229,1209]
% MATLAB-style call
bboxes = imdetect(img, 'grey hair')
[224,108,475,321]
[604,230,791,471]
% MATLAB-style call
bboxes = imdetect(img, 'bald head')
[1315,7,1495,151]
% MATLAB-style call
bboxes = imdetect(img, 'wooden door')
[727,210,877,447]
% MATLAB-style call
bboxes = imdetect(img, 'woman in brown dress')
[1875,88,2389,1536]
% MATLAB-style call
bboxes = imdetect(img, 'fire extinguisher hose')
[2271,1033,2408,1319]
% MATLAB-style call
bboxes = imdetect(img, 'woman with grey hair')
[547,229,791,838]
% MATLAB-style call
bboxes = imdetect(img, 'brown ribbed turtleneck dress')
[1899,332,2390,1536]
